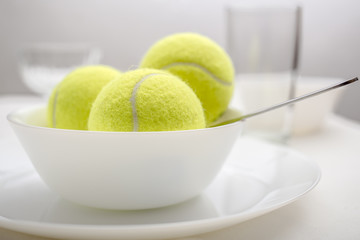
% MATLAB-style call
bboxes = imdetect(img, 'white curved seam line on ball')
[130,73,163,131]
[161,62,232,86]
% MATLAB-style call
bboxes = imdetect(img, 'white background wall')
[0,0,359,121]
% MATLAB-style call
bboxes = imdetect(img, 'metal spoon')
[210,77,359,127]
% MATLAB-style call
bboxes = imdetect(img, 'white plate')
[0,136,320,240]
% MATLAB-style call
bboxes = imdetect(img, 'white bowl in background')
[232,75,346,136]
[292,77,345,135]
[7,105,243,210]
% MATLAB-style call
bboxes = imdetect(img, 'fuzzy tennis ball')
[88,68,205,132]
[140,32,235,124]
[47,65,121,130]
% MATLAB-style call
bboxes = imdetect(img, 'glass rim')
[225,2,302,12]
[18,42,102,53]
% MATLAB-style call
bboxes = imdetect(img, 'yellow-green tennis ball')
[88,68,205,132]
[47,65,121,130]
[140,32,235,124]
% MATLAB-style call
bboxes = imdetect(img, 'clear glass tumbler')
[226,2,302,143]
[18,43,102,98]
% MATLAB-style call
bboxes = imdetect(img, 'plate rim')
[0,139,321,239]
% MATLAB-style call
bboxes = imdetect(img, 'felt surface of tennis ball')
[47,65,121,130]
[88,68,206,132]
[140,32,235,124]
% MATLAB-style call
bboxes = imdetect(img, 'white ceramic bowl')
[7,105,243,210]
[292,77,345,135]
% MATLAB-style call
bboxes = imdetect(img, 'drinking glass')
[18,43,102,98]
[226,2,302,142]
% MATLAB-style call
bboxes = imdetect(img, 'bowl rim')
[7,105,244,136]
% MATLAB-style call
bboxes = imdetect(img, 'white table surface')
[1,95,360,240]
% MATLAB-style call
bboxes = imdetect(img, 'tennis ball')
[140,32,235,124]
[88,68,206,132]
[47,65,121,130]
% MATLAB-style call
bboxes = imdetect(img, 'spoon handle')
[211,77,358,127]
